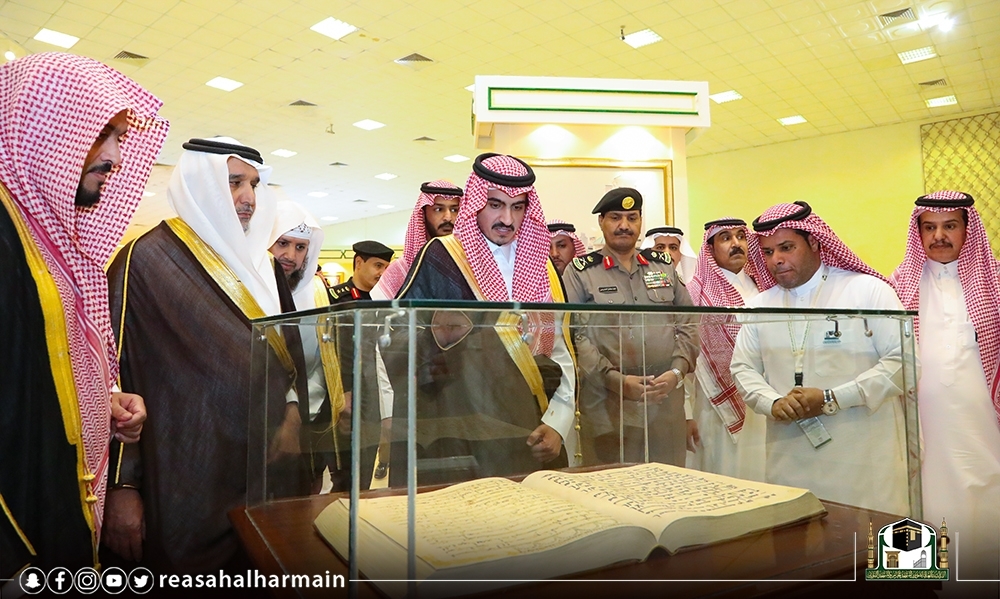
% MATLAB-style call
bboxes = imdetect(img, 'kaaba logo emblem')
[865,518,949,580]
[621,196,635,209]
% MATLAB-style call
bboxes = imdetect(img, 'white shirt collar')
[484,237,517,297]
[926,259,959,280]
[787,263,826,298]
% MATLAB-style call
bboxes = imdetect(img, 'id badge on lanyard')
[793,351,832,449]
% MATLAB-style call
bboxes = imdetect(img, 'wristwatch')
[670,367,683,382]
[822,389,840,415]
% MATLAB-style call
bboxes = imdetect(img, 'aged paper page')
[354,477,638,570]
[523,463,812,538]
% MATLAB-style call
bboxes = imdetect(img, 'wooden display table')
[231,482,939,599]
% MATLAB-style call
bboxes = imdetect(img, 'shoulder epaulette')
[573,250,603,272]
[639,248,672,265]
[330,282,351,298]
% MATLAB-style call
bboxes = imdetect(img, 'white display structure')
[472,75,711,238]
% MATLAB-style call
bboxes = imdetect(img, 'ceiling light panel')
[709,90,743,104]
[374,173,397,180]
[271,149,297,157]
[623,29,662,49]
[444,155,469,162]
[353,119,385,130]
[34,28,79,49]
[311,17,358,41]
[926,95,957,107]
[898,46,937,64]
[206,76,243,91]
[307,191,328,198]
[778,115,807,125]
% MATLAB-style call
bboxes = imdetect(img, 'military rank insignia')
[643,271,671,289]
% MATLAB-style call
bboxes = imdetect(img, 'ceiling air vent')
[413,136,436,142]
[395,53,432,64]
[352,198,368,203]
[289,99,317,106]
[919,78,947,87]
[877,8,916,27]
[113,50,149,61]
[329,162,349,167]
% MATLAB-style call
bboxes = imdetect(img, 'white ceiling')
[1,0,997,227]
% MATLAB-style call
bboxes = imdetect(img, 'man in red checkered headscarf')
[385,153,577,484]
[371,180,463,300]
[686,217,766,481]
[546,219,586,276]
[730,201,910,515]
[889,190,1000,578]
[0,53,167,577]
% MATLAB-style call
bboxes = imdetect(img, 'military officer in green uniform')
[561,188,699,466]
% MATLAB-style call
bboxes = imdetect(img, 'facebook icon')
[47,567,74,594]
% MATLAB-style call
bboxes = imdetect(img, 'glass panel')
[246,303,920,594]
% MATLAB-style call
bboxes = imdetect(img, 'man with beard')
[686,218,765,480]
[383,153,577,484]
[561,188,698,466]
[0,52,164,579]
[329,241,394,303]
[103,138,305,573]
[890,191,1000,580]
[547,219,587,276]
[730,201,909,515]
[371,180,463,300]
[269,202,348,492]
[641,226,698,284]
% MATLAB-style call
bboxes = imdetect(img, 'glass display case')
[243,301,920,597]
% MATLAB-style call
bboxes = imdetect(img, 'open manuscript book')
[315,462,826,598]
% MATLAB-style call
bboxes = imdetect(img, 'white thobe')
[731,266,909,515]
[918,259,1000,577]
[689,267,767,481]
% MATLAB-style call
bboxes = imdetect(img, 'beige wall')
[687,122,925,276]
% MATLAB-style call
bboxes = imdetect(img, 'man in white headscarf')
[641,226,697,284]
[268,201,348,492]
[270,200,326,310]
[103,138,306,574]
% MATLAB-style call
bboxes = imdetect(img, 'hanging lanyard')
[784,265,828,387]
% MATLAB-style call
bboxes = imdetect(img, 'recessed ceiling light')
[321,216,339,222]
[377,204,394,209]
[898,46,937,65]
[307,191,328,198]
[310,17,358,41]
[778,115,807,125]
[937,18,955,32]
[271,149,297,158]
[4,51,15,61]
[33,28,79,49]
[444,154,469,162]
[374,173,397,180]
[623,29,662,49]
[465,84,475,92]
[926,95,957,107]
[709,90,743,104]
[206,76,243,91]
[142,191,155,197]
[353,119,385,130]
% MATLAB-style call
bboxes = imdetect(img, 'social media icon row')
[19,565,154,594]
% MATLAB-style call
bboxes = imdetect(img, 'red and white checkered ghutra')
[689,218,760,439]
[456,154,555,354]
[748,201,885,291]
[0,52,168,534]
[378,179,462,299]
[888,190,1000,424]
